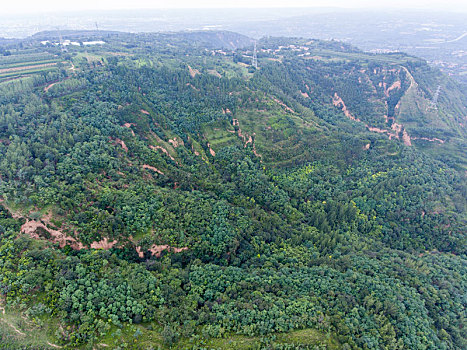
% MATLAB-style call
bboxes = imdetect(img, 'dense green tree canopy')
[0,31,465,349]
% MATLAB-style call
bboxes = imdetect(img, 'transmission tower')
[429,85,441,110]
[56,27,66,52]
[252,41,258,69]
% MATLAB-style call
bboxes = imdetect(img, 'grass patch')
[0,306,60,349]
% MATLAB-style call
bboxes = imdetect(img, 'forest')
[0,30,465,349]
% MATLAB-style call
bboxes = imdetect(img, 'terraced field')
[0,52,63,82]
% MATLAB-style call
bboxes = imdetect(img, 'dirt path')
[1,303,61,347]
[0,302,23,336]
[400,66,417,91]
[42,75,72,93]
[44,82,57,92]
[47,341,62,348]
[0,317,26,336]
[440,32,467,43]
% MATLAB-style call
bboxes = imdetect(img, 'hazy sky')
[2,0,467,14]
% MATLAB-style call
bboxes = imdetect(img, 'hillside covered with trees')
[0,30,465,349]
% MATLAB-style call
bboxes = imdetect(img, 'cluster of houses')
[40,40,105,47]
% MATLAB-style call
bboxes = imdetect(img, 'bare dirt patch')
[149,145,176,161]
[272,98,296,113]
[21,220,85,250]
[149,245,188,257]
[386,80,401,95]
[401,130,412,146]
[332,93,419,146]
[90,237,118,250]
[122,123,136,136]
[18,210,123,251]
[412,136,445,144]
[115,138,128,152]
[333,93,360,122]
[207,143,216,156]
[208,69,222,78]
[232,119,261,158]
[11,208,191,260]
[187,65,200,78]
[333,93,412,145]
[142,164,164,175]
[168,137,184,148]
[186,82,200,91]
